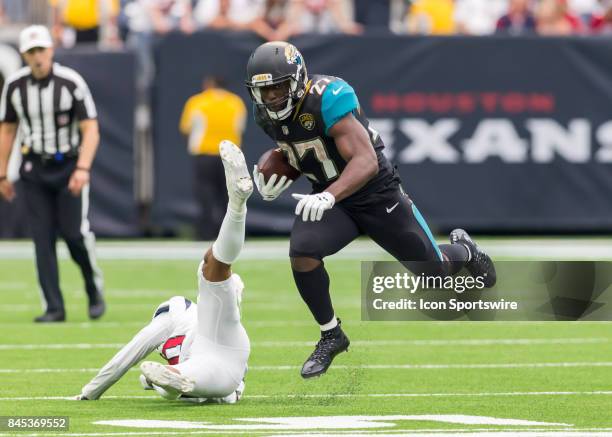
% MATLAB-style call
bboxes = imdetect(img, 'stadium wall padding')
[152,33,612,234]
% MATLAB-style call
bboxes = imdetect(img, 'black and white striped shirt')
[0,62,97,156]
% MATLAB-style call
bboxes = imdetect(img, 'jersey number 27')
[278,138,339,183]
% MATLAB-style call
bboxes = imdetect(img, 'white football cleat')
[152,384,181,401]
[219,140,253,207]
[140,361,195,399]
[139,374,154,390]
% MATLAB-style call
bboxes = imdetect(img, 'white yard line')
[2,239,612,260]
[0,338,607,350]
[251,338,609,347]
[2,429,612,437]
[1,391,612,402]
[249,362,612,371]
[0,343,125,350]
[0,321,609,329]
[2,362,612,374]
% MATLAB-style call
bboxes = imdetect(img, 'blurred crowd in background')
[1,0,612,239]
[2,0,612,49]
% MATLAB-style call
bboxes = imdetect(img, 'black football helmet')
[245,41,308,121]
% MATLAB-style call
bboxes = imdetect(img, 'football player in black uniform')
[246,42,496,379]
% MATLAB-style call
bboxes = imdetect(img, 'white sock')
[228,192,247,215]
[319,316,338,332]
[211,205,246,265]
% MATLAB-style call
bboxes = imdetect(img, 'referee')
[0,25,105,323]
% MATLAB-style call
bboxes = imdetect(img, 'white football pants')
[173,262,250,398]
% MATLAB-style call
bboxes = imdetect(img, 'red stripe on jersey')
[160,335,186,365]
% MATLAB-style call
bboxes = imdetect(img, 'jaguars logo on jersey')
[299,113,315,131]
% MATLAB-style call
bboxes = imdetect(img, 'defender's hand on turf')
[292,192,335,222]
[253,165,292,201]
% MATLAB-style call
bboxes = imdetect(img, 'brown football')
[257,148,301,183]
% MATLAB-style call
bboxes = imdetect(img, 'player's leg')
[289,205,360,378]
[193,139,251,351]
[357,186,495,285]
[141,140,251,398]
[21,178,64,321]
[57,184,105,317]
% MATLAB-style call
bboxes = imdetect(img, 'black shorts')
[289,183,444,265]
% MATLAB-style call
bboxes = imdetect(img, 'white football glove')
[253,165,293,201]
[292,192,335,222]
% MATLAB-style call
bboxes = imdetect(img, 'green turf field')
[0,239,611,436]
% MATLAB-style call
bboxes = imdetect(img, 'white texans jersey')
[80,266,246,401]
[80,295,197,400]
[154,296,197,365]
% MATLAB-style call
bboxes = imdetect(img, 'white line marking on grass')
[0,321,145,328]
[92,415,572,430]
[1,391,612,401]
[0,343,124,350]
[2,362,612,373]
[250,362,612,371]
[0,338,606,350]
[2,431,612,437]
[252,338,609,347]
[0,281,28,290]
[0,368,101,373]
[0,320,609,329]
[0,304,155,311]
[4,239,612,260]
[280,430,612,435]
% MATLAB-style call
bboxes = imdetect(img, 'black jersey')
[254,74,398,201]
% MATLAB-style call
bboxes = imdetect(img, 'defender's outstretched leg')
[141,140,252,399]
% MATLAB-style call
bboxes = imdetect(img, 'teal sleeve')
[321,80,359,135]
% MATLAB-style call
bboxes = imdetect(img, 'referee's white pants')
[173,269,250,398]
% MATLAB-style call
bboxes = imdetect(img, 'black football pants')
[289,184,445,271]
[20,156,103,314]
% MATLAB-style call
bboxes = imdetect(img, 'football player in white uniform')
[76,140,253,403]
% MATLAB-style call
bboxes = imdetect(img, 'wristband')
[76,167,90,172]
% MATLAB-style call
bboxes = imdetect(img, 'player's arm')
[325,113,378,202]
[69,75,99,195]
[68,119,99,196]
[0,78,18,201]
[0,122,17,201]
[292,81,379,221]
[78,313,172,400]
[76,119,100,170]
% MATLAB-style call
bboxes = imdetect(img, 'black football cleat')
[34,311,65,323]
[301,320,350,379]
[450,228,496,287]
[88,297,106,320]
